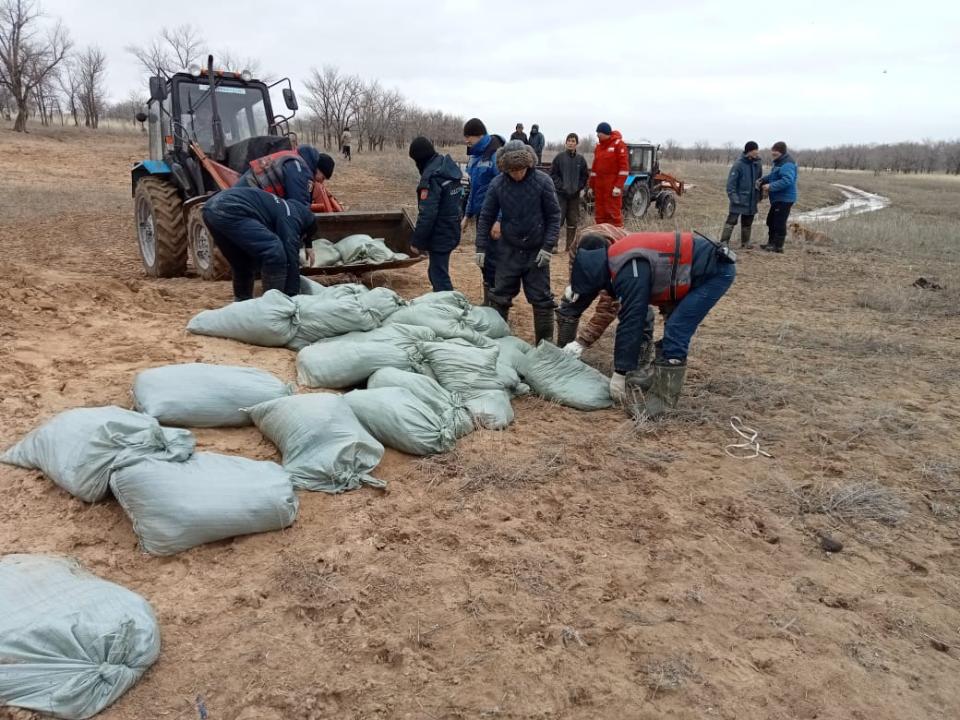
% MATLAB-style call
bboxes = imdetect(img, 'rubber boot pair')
[626,357,686,419]
[719,222,736,247]
[533,307,555,346]
[555,313,579,348]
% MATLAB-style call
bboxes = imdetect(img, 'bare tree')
[126,23,203,77]
[722,141,736,163]
[0,81,11,118]
[0,0,71,131]
[303,65,363,150]
[693,139,710,164]
[58,54,79,125]
[77,45,105,128]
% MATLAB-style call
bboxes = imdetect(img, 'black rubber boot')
[772,234,785,253]
[533,307,555,346]
[555,312,579,347]
[565,225,577,252]
[489,299,510,322]
[719,222,736,246]
[740,224,753,249]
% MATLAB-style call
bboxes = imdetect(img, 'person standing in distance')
[759,141,798,253]
[589,122,629,226]
[720,141,763,248]
[549,132,589,251]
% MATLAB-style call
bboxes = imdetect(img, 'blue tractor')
[131,55,300,279]
[581,141,685,221]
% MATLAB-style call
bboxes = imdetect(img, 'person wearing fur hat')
[476,140,561,344]
[408,136,465,291]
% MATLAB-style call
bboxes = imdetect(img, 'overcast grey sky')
[42,0,959,147]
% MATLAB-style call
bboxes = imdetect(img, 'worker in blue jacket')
[759,141,798,253]
[202,187,317,301]
[234,145,335,207]
[462,118,504,303]
[408,136,464,291]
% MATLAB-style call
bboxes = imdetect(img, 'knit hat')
[744,141,759,153]
[566,132,579,143]
[496,140,537,172]
[315,153,335,179]
[463,117,487,136]
[596,122,612,135]
[772,141,788,153]
[408,136,436,165]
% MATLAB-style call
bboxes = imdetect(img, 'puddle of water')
[794,184,890,224]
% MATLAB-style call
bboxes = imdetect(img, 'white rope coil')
[724,416,772,459]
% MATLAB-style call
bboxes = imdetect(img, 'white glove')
[536,249,552,268]
[475,252,485,268]
[609,372,626,403]
[612,187,622,197]
[562,340,584,359]
[562,285,580,303]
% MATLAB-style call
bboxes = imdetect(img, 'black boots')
[761,235,785,253]
[740,224,754,249]
[555,313,579,347]
[533,307,555,345]
[564,225,577,252]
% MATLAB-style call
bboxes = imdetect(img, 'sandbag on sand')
[409,290,472,310]
[493,336,533,397]
[110,453,298,556]
[298,277,370,298]
[132,363,293,427]
[345,388,457,456]
[521,341,613,411]
[1,406,195,503]
[385,303,488,345]
[287,295,380,351]
[186,289,299,347]
[297,324,435,388]
[246,393,384,493]
[367,367,474,438]
[420,339,514,429]
[467,306,512,339]
[0,554,160,719]
[358,286,405,321]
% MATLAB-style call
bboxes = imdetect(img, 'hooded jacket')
[550,149,589,198]
[464,134,504,218]
[726,153,763,215]
[589,130,629,191]
[234,145,321,207]
[203,186,317,251]
[761,152,798,203]
[411,153,465,253]
[529,130,545,158]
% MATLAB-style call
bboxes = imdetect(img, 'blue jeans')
[428,250,453,292]
[661,260,736,360]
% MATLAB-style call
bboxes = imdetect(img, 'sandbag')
[335,234,408,264]
[132,363,293,427]
[420,340,514,429]
[297,324,434,388]
[110,453,298,556]
[345,388,456,456]
[494,336,533,396]
[358,287,405,322]
[410,290,472,310]
[246,393,384,493]
[467,306,512,339]
[0,554,160,719]
[298,279,370,299]
[367,367,473,438]
[299,238,341,268]
[386,303,488,345]
[186,290,299,347]
[1,406,195,503]
[463,389,515,430]
[287,295,380,351]
[521,340,613,411]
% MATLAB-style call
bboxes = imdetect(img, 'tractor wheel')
[658,192,678,219]
[134,177,187,278]
[187,204,231,281]
[625,183,650,219]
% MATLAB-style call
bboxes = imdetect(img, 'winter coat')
[203,186,317,251]
[464,134,503,218]
[570,234,722,372]
[476,168,561,254]
[762,153,798,203]
[234,145,320,207]
[341,130,352,146]
[589,130,629,191]
[726,153,763,215]
[411,153,464,253]
[550,150,589,198]
[529,131,545,159]
[510,130,529,144]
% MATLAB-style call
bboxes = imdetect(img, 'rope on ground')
[724,416,772,459]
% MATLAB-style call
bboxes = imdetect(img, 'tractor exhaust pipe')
[207,54,226,161]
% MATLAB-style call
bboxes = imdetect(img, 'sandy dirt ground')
[2,128,960,720]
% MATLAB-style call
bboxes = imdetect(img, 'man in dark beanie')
[529,124,546,163]
[759,141,798,253]
[463,118,505,303]
[476,140,561,344]
[549,132,589,250]
[589,122,629,226]
[408,136,465,291]
[234,144,327,207]
[720,141,763,248]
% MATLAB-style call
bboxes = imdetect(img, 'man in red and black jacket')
[566,231,736,416]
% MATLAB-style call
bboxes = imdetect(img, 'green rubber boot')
[628,359,686,419]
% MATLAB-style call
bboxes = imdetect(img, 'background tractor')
[132,55,301,280]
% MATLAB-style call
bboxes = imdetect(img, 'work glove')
[562,285,580,304]
[536,249,552,268]
[562,340,585,359]
[612,187,622,197]
[475,252,485,269]
[609,372,626,404]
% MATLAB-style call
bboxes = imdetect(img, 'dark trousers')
[204,216,298,300]
[427,250,453,292]
[489,247,555,310]
[766,202,793,246]
[725,212,754,228]
[481,242,498,289]
[558,194,581,247]
[342,145,351,161]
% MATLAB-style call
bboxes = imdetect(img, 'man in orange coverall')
[589,122,629,226]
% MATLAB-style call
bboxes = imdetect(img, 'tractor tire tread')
[136,177,187,278]
[187,205,232,281]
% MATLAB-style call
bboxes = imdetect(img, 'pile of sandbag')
[0,554,160,719]
[299,234,409,268]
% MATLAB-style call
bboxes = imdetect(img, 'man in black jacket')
[549,133,589,250]
[510,123,529,144]
[720,141,762,248]
[408,137,464,291]
[529,124,546,163]
[477,140,561,343]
